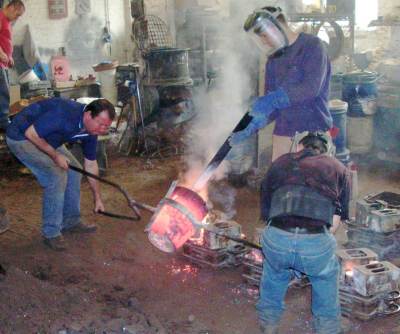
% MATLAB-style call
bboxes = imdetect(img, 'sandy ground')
[1,153,400,334]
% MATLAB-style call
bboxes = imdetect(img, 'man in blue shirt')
[6,97,115,251]
[230,7,332,161]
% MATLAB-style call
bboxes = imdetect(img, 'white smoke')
[178,0,285,216]
[181,1,265,182]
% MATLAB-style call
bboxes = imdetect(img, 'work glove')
[229,88,290,145]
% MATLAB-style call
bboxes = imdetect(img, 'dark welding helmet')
[244,7,289,56]
[299,131,333,155]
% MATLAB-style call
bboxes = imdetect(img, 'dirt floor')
[1,153,400,334]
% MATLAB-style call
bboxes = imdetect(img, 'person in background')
[257,132,351,334]
[6,98,115,251]
[0,0,25,131]
[230,6,332,161]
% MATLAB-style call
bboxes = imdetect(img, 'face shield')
[244,9,288,57]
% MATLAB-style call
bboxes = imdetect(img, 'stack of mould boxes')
[337,248,400,320]
[345,192,400,260]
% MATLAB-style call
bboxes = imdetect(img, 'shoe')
[65,222,97,234]
[43,235,67,251]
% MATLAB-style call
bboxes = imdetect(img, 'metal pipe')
[211,232,262,250]
[68,165,156,219]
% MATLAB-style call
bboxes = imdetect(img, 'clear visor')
[248,18,287,56]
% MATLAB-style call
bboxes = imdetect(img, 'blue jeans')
[6,138,83,238]
[0,68,10,130]
[256,225,341,334]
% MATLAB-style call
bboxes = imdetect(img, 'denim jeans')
[6,138,83,238]
[0,68,10,130]
[256,225,341,334]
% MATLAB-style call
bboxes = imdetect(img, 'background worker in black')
[257,132,351,334]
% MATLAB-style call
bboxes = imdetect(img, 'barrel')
[144,47,192,86]
[342,71,378,117]
[329,99,348,154]
[329,73,343,100]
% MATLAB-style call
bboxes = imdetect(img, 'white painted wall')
[11,0,134,78]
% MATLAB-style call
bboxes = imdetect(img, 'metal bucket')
[146,182,208,253]
[144,47,192,86]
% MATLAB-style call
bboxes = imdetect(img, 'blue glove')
[229,88,290,145]
[250,87,290,116]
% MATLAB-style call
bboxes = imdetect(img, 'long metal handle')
[213,232,262,250]
[193,112,253,190]
[68,165,157,220]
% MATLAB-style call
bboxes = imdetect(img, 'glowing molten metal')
[147,185,208,253]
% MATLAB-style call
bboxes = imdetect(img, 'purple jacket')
[266,33,332,137]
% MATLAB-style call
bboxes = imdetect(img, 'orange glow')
[148,186,208,252]
[244,249,263,264]
[179,168,209,202]
[345,269,354,278]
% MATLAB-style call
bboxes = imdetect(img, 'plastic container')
[329,99,348,154]
[18,69,39,84]
[96,68,117,105]
[51,56,71,82]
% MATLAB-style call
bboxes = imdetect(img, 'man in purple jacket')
[230,6,332,161]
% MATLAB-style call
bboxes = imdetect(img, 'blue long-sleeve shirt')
[266,33,332,137]
[7,98,98,160]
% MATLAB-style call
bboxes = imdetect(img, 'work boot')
[43,235,67,251]
[65,222,97,234]
[0,207,10,234]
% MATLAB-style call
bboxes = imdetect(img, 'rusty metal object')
[338,247,400,320]
[355,192,400,232]
[352,261,400,297]
[336,248,378,281]
[340,284,400,320]
[146,181,208,253]
[182,215,249,268]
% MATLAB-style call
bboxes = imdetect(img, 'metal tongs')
[68,164,156,221]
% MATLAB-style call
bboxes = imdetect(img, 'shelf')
[369,19,400,27]
[287,12,354,22]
